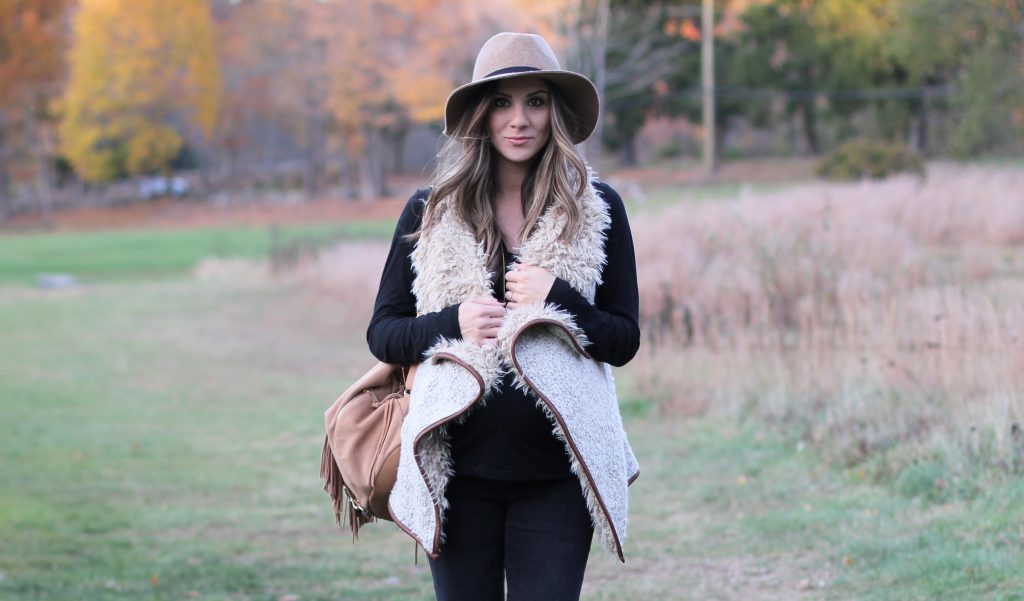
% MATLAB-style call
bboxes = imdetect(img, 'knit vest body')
[387,178,640,561]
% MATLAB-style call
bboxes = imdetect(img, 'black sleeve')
[366,189,463,364]
[543,182,641,367]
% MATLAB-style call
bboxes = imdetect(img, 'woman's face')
[487,76,552,166]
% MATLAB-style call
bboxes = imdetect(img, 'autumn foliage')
[1,0,1021,205]
[0,0,68,107]
[59,0,221,182]
[0,0,69,216]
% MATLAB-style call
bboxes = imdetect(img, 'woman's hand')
[458,296,506,346]
[504,263,556,309]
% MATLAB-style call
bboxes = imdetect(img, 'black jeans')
[427,474,595,601]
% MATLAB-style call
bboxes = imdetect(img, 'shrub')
[654,141,683,160]
[817,138,925,181]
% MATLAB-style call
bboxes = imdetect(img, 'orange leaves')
[665,17,703,42]
[0,0,69,107]
[284,0,474,151]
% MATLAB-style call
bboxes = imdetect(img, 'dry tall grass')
[263,162,1024,476]
[630,163,1024,474]
[195,240,389,310]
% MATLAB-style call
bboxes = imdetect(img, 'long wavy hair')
[409,80,590,273]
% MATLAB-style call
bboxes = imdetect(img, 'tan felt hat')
[443,32,600,144]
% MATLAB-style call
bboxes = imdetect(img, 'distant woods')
[0,0,1022,216]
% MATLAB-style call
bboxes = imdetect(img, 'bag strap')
[404,364,419,395]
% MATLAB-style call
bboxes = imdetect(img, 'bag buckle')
[342,484,366,512]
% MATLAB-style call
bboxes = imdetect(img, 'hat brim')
[443,70,600,145]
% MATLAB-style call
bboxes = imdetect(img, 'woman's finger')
[480,306,506,319]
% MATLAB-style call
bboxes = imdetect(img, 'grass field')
[3,169,1024,599]
[0,220,394,285]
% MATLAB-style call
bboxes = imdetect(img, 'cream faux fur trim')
[516,178,611,303]
[410,173,610,312]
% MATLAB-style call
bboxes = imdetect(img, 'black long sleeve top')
[366,182,640,480]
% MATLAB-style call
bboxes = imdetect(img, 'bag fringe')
[320,435,375,540]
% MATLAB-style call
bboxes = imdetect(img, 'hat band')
[483,66,541,78]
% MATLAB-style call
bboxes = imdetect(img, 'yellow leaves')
[60,0,221,182]
[124,125,183,176]
[58,123,119,183]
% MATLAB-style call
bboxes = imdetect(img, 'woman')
[367,32,640,601]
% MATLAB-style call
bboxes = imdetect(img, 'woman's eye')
[527,97,546,107]
[493,97,510,108]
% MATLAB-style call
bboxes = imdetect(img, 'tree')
[322,0,472,199]
[602,0,700,166]
[0,0,70,218]
[212,0,504,200]
[810,0,907,143]
[210,0,293,183]
[729,0,825,154]
[892,0,1024,156]
[59,0,221,183]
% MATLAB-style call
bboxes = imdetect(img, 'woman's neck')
[494,157,529,202]
[492,157,531,252]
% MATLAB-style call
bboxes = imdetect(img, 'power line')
[710,84,955,102]
[604,84,955,111]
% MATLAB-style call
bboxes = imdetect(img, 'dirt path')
[3,194,410,233]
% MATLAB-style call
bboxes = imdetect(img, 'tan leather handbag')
[320,361,416,536]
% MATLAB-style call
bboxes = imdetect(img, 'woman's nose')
[509,102,529,128]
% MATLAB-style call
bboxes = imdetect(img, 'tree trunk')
[617,132,638,167]
[915,97,929,155]
[304,109,324,200]
[25,106,54,224]
[198,149,213,198]
[390,128,407,176]
[187,129,213,198]
[359,126,386,201]
[800,102,820,155]
[714,122,726,167]
[227,145,239,186]
[787,112,799,155]
[0,123,11,220]
[586,0,610,161]
[338,148,357,200]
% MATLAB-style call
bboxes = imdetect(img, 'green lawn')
[1,228,1023,599]
[0,220,394,285]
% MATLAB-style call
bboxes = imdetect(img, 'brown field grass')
[207,161,1024,477]
[631,162,1024,473]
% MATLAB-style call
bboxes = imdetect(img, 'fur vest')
[387,178,640,562]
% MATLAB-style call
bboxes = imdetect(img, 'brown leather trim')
[509,318,626,563]
[515,318,593,360]
[386,351,485,560]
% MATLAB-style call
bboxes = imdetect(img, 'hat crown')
[472,33,562,82]
[444,32,599,143]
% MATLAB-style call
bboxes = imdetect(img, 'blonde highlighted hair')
[410,80,590,273]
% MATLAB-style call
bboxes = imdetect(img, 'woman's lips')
[506,136,531,146]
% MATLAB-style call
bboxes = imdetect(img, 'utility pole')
[702,0,716,177]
